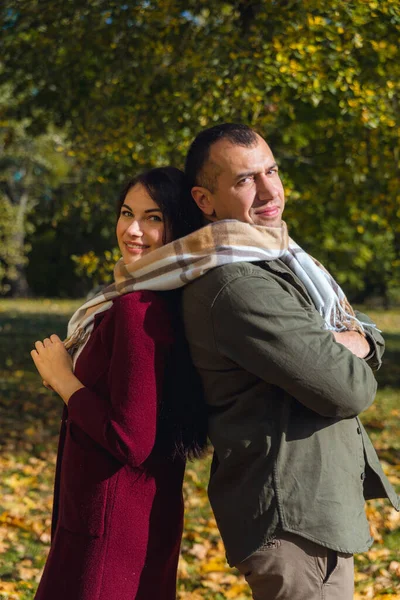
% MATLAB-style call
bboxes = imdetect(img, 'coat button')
[357,426,361,434]
[361,472,366,481]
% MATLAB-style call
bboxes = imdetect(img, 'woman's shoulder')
[112,289,169,313]
[109,291,174,341]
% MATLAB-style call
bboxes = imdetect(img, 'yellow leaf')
[224,583,249,598]
[201,557,228,573]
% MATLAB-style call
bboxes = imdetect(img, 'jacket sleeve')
[211,274,378,419]
[67,293,172,467]
[354,309,385,371]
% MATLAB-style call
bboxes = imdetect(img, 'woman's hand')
[31,334,84,404]
[31,334,73,385]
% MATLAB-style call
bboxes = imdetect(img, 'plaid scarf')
[65,220,366,365]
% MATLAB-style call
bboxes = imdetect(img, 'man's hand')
[332,331,370,359]
[31,334,84,404]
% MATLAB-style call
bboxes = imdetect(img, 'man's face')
[193,134,285,227]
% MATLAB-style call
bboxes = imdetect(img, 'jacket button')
[361,472,366,481]
[357,426,361,434]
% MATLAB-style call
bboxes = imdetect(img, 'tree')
[0,95,72,294]
[1,0,399,299]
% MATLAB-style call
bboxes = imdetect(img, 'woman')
[31,167,206,600]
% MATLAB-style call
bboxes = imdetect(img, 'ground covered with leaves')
[0,299,399,599]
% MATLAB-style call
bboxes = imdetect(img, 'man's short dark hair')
[185,123,258,192]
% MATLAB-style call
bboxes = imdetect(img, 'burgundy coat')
[35,291,185,600]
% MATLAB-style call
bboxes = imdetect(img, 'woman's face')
[116,183,167,265]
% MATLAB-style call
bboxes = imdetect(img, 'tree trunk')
[10,190,31,297]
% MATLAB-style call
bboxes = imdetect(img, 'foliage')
[0,88,73,295]
[0,195,25,295]
[0,299,399,599]
[0,86,124,297]
[0,1,399,299]
[25,189,119,299]
[71,248,120,290]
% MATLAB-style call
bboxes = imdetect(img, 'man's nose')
[256,174,277,200]
[127,220,144,236]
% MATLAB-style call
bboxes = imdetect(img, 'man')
[182,123,399,600]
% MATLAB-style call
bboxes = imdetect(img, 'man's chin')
[251,217,283,228]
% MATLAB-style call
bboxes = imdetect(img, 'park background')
[0,1,399,598]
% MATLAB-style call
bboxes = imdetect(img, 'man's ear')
[191,186,216,217]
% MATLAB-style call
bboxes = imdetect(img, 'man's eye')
[238,176,253,185]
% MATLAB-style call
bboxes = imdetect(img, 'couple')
[31,124,399,600]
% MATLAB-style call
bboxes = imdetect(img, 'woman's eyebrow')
[120,205,162,213]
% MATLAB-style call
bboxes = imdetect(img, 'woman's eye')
[121,210,133,218]
[148,215,163,222]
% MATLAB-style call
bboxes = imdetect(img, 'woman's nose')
[127,220,143,236]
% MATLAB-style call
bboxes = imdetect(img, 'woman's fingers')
[31,349,40,370]
[34,334,60,353]
[34,340,44,352]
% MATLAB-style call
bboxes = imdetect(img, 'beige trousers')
[235,532,354,600]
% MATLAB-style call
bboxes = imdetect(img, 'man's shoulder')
[182,261,277,305]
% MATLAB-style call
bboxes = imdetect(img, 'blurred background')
[0,0,399,303]
[0,2,399,599]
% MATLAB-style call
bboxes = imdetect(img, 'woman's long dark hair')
[118,167,207,460]
[157,300,208,461]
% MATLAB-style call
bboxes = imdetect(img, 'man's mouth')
[254,205,280,217]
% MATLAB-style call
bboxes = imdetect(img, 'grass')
[0,300,399,599]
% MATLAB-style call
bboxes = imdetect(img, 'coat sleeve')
[67,293,172,467]
[211,274,378,419]
[354,309,385,372]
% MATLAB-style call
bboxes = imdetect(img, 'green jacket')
[182,259,399,566]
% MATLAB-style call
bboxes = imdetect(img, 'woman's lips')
[124,243,150,254]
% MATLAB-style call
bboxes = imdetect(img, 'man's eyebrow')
[235,163,278,181]
[234,170,257,181]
